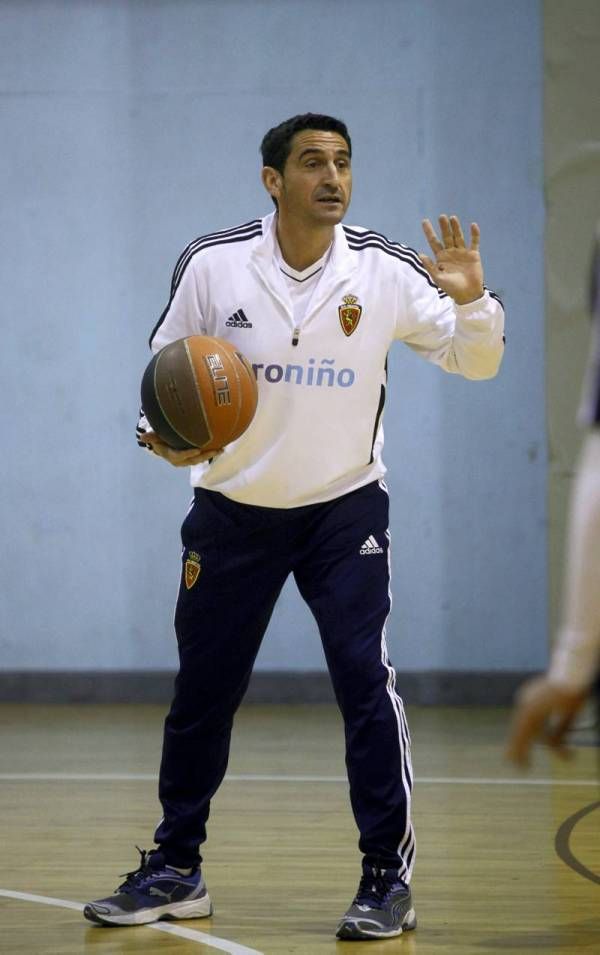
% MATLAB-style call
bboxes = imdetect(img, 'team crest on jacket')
[338,294,362,336]
[184,551,201,590]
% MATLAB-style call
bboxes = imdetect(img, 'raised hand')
[419,214,484,305]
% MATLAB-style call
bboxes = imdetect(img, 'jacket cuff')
[454,290,488,313]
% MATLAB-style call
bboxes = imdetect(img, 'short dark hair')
[260,112,352,175]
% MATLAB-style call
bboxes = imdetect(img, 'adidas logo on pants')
[360,535,384,555]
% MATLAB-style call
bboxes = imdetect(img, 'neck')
[275,214,334,271]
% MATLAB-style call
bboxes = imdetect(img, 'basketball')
[141,335,258,451]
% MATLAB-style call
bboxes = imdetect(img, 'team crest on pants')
[338,294,362,336]
[184,551,201,589]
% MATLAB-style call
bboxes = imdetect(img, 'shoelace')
[117,846,154,893]
[354,868,399,910]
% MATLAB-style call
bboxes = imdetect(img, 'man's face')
[264,129,352,225]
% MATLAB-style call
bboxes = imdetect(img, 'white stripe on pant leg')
[383,522,416,880]
[373,492,415,883]
[378,490,414,878]
[396,698,416,871]
[381,629,416,881]
[384,524,416,878]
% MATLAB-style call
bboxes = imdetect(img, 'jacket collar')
[252,211,356,280]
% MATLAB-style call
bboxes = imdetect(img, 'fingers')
[421,219,443,255]
[450,216,466,248]
[143,432,169,455]
[506,678,588,767]
[506,707,545,767]
[422,215,480,252]
[418,253,441,277]
[546,739,574,761]
[506,676,555,766]
[545,695,585,747]
[439,215,454,248]
[193,448,223,464]
[422,215,459,252]
[144,432,222,467]
[546,712,576,745]
[166,447,222,467]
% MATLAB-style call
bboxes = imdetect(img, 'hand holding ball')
[141,336,258,454]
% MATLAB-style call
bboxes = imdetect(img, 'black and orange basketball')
[141,335,258,451]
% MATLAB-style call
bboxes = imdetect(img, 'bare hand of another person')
[505,675,588,767]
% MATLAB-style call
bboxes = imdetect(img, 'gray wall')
[1,0,545,677]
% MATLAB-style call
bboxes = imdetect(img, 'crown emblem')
[184,551,201,589]
[338,294,362,337]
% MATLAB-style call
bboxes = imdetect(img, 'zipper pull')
[291,327,300,346]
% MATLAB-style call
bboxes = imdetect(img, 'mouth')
[316,196,343,206]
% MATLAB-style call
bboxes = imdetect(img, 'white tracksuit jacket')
[137,212,505,508]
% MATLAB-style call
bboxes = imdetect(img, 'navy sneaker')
[336,863,416,940]
[83,848,212,926]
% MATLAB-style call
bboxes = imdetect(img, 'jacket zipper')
[292,327,300,346]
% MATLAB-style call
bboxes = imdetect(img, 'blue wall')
[0,0,545,673]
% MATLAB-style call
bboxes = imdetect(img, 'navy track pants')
[155,480,415,880]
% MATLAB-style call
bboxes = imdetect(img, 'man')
[507,227,600,766]
[84,113,504,940]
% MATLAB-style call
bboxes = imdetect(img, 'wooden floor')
[1,703,598,954]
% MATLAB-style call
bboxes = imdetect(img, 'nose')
[322,161,341,187]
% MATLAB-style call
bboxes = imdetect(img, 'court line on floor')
[0,889,263,955]
[554,800,600,885]
[0,772,597,786]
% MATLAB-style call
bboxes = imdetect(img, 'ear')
[261,166,282,203]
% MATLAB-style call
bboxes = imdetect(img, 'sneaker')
[83,847,213,926]
[335,863,416,940]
